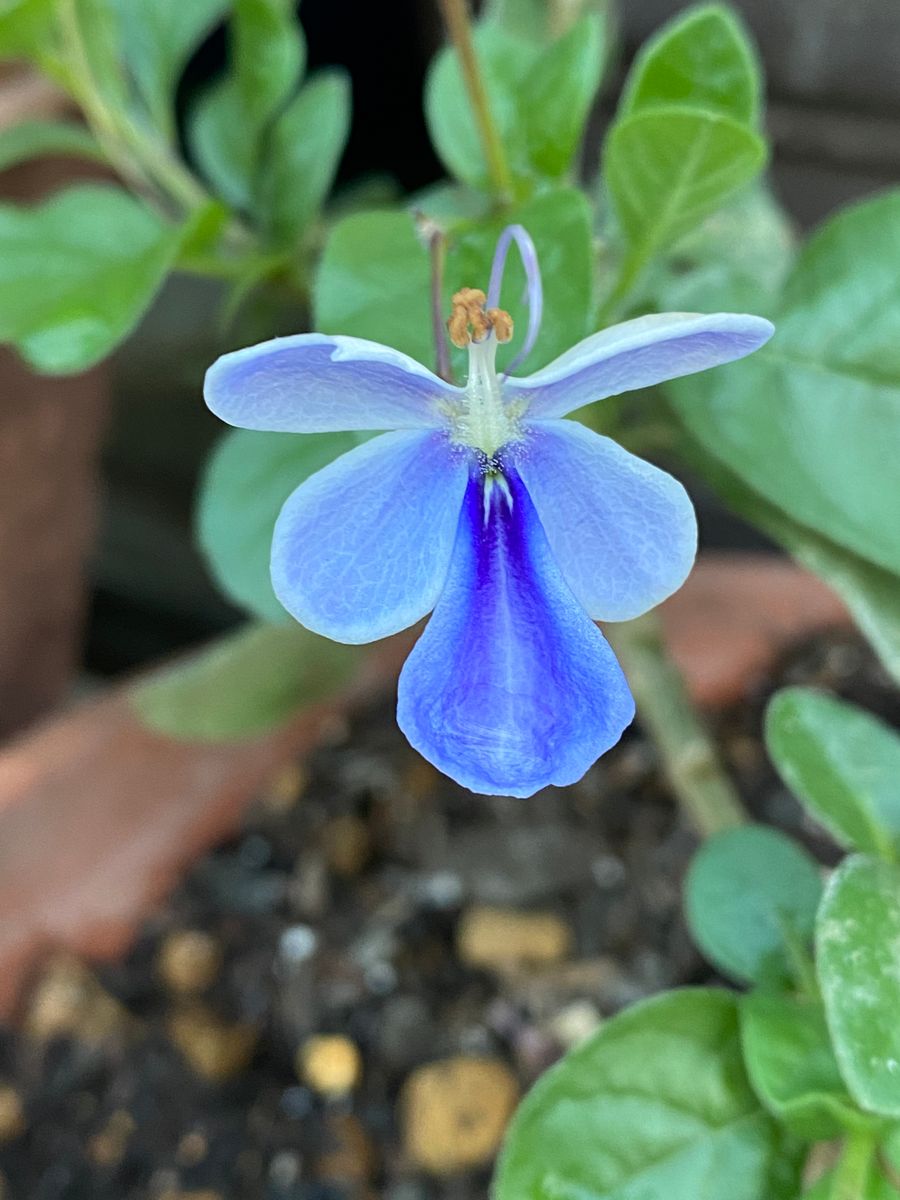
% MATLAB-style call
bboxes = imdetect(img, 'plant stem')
[604,613,746,838]
[437,0,514,204]
[831,1130,877,1200]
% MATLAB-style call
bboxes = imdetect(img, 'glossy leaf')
[0,184,183,374]
[605,107,766,259]
[0,120,106,172]
[0,0,56,57]
[668,190,900,579]
[740,991,861,1140]
[258,70,351,245]
[685,825,823,985]
[817,855,900,1118]
[198,428,358,623]
[115,0,229,137]
[766,688,900,861]
[621,3,761,123]
[133,621,358,741]
[495,989,802,1200]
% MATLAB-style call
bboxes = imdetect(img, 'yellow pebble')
[456,907,572,973]
[157,930,222,995]
[400,1057,519,1174]
[297,1035,362,1097]
[168,1006,258,1083]
[0,1087,25,1143]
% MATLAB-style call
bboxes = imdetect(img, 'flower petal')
[272,430,468,642]
[206,333,462,432]
[514,419,697,621]
[397,471,635,797]
[509,312,774,419]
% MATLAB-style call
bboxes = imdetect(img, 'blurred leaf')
[133,621,358,741]
[314,209,432,365]
[685,825,823,985]
[0,184,183,374]
[817,855,900,1118]
[803,1168,900,1200]
[604,106,766,259]
[620,3,760,123]
[740,991,861,1140]
[425,23,538,193]
[0,119,106,171]
[519,14,604,178]
[190,0,305,209]
[0,0,56,57]
[668,190,900,579]
[71,0,129,110]
[115,0,229,138]
[495,989,802,1200]
[766,688,900,862]
[198,428,359,624]
[315,188,594,376]
[258,69,351,246]
[669,422,900,685]
[484,0,612,43]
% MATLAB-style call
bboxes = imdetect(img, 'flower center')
[445,288,523,460]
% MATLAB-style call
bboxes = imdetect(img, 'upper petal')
[397,471,635,797]
[508,312,774,419]
[206,333,462,432]
[514,420,697,622]
[272,429,468,643]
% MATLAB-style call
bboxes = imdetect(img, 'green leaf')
[484,0,612,44]
[115,0,229,138]
[604,106,766,258]
[766,689,900,862]
[0,0,56,57]
[494,989,802,1200]
[314,188,594,377]
[0,184,183,374]
[817,855,900,1118]
[668,189,900,580]
[425,23,539,193]
[189,0,305,209]
[198,428,358,624]
[133,620,359,741]
[314,209,433,365]
[803,1169,900,1200]
[0,119,106,172]
[519,14,604,178]
[668,421,900,686]
[258,70,351,246]
[685,825,823,985]
[620,3,761,123]
[71,0,129,111]
[740,991,862,1140]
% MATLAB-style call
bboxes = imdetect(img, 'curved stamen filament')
[487,224,543,374]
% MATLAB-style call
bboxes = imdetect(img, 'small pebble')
[0,1087,25,1142]
[298,1035,362,1097]
[88,1109,135,1167]
[316,1113,376,1187]
[457,907,572,973]
[260,763,308,815]
[157,930,222,995]
[26,955,131,1045]
[546,1000,602,1049]
[168,1006,258,1083]
[400,1057,519,1174]
[176,1130,209,1168]
[322,813,371,877]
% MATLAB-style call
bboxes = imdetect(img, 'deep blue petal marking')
[514,419,697,621]
[397,469,635,797]
[272,430,469,643]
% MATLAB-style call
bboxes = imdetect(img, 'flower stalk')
[603,613,747,838]
[437,0,514,204]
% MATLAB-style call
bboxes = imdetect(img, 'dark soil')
[1,631,898,1200]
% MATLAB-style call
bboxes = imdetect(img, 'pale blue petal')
[514,420,697,621]
[272,430,468,642]
[206,333,462,432]
[397,471,635,797]
[508,312,774,419]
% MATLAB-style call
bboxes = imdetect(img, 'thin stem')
[831,1130,877,1200]
[437,0,514,203]
[427,222,453,382]
[604,613,746,838]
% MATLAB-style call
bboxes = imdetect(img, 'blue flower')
[205,227,773,797]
